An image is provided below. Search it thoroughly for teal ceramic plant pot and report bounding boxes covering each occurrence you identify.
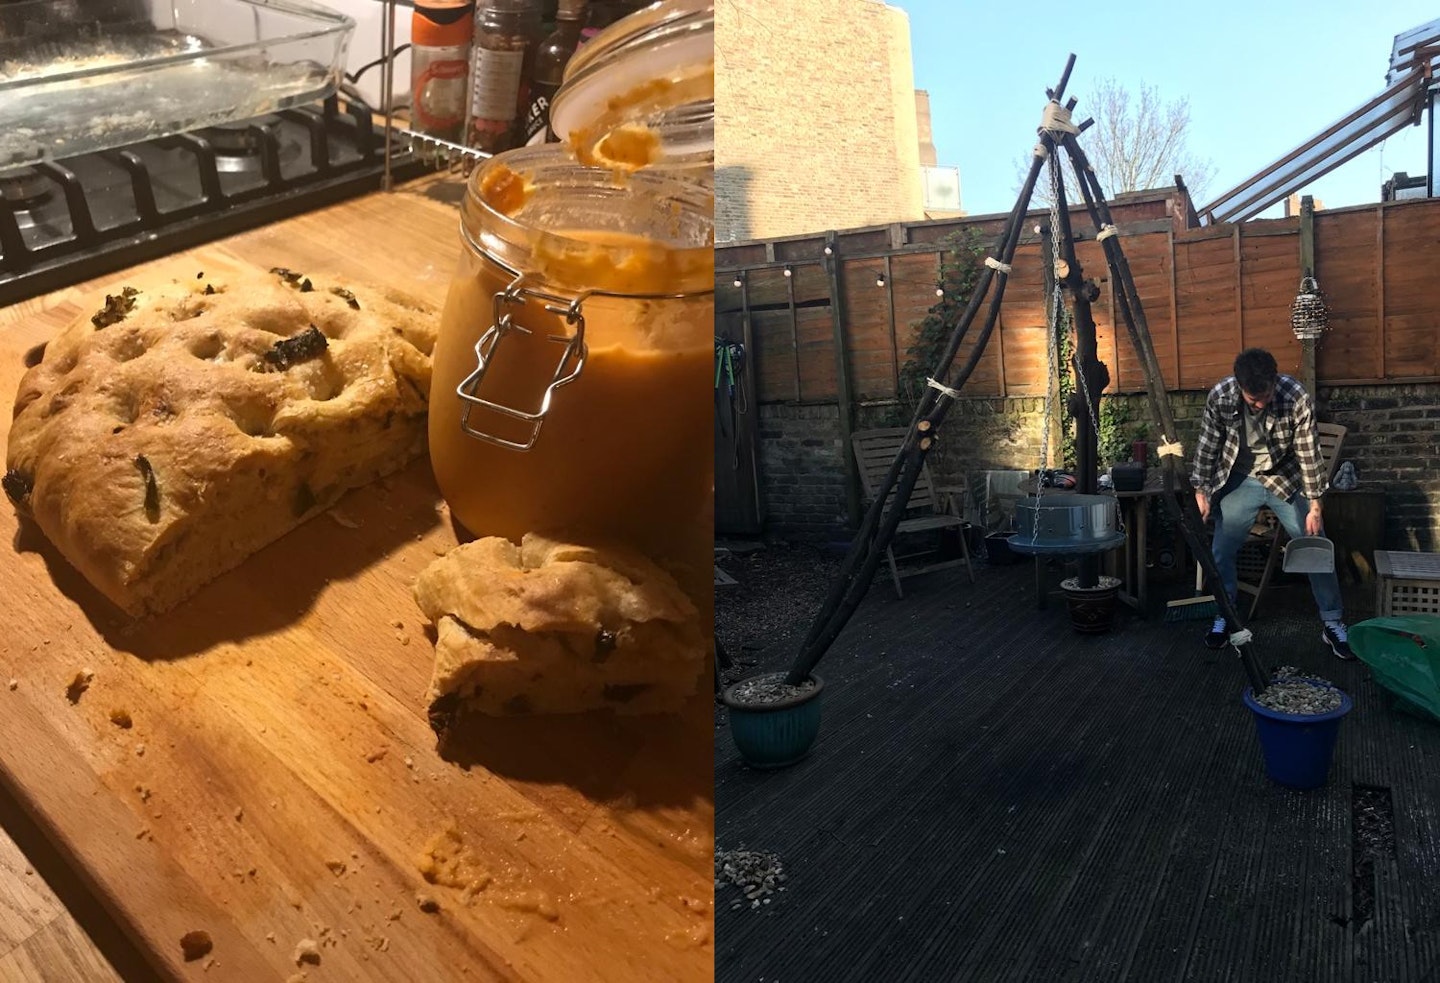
[722,673,824,769]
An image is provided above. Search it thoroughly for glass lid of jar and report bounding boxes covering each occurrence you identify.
[547,0,713,175]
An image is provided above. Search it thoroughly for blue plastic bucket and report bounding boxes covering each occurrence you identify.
[1242,685,1353,790]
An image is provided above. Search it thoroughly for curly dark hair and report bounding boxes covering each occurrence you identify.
[1233,348,1278,396]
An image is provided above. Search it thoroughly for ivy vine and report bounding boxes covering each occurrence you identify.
[895,228,988,419]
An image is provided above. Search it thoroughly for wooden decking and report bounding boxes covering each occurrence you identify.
[716,556,1440,982]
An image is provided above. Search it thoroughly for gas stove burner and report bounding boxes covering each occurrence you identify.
[194,116,302,174]
[0,167,53,211]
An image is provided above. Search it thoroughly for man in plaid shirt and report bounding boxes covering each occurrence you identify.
[1191,348,1353,659]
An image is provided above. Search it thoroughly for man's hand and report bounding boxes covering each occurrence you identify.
[1306,502,1324,537]
[1195,490,1210,522]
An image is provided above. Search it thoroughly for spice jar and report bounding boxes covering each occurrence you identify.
[465,0,544,153]
[431,0,714,568]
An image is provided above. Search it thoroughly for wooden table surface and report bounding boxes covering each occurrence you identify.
[0,175,714,982]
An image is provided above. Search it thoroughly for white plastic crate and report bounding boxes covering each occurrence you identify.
[1374,551,1440,616]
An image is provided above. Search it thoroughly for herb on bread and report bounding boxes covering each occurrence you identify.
[91,287,139,328]
[134,455,159,522]
[330,287,361,310]
[263,325,328,370]
[594,629,617,662]
[2,469,32,507]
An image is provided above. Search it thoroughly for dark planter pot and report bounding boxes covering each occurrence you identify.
[1243,685,1353,789]
[985,532,1023,566]
[722,674,825,769]
[1060,575,1120,634]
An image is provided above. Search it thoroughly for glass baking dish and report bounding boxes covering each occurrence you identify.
[0,0,354,169]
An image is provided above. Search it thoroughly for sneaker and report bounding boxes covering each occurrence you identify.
[1204,616,1230,650]
[1323,621,1356,661]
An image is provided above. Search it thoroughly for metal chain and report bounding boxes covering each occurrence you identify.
[1042,151,1065,477]
[1051,152,1100,446]
[1029,152,1066,549]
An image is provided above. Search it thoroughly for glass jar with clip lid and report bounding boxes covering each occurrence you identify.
[428,0,714,568]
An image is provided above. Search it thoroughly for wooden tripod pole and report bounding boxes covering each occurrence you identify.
[1058,132,1269,694]
[784,133,1056,686]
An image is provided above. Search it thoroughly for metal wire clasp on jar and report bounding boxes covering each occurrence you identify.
[454,237,701,451]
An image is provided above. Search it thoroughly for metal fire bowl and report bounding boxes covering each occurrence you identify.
[1008,493,1126,556]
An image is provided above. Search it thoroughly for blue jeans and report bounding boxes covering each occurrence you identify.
[1211,475,1343,622]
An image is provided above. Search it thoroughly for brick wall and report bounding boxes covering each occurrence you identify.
[756,404,849,541]
[716,0,925,242]
[759,388,1440,553]
[1321,384,1440,551]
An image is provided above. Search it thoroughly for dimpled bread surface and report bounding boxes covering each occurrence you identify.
[5,268,437,616]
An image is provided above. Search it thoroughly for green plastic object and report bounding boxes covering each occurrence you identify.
[1349,616,1440,724]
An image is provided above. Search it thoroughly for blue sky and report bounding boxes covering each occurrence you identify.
[898,1,1437,218]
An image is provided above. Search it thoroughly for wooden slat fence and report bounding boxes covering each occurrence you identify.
[716,195,1440,404]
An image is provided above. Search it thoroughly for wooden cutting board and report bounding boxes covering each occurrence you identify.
[0,175,714,982]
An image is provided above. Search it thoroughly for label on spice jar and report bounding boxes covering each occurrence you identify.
[468,47,526,124]
[414,57,470,133]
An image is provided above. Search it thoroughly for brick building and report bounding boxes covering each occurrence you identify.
[717,0,949,242]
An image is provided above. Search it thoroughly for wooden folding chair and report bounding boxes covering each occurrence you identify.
[1238,421,1347,615]
[851,428,975,598]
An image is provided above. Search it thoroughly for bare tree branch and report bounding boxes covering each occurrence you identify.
[1016,77,1216,208]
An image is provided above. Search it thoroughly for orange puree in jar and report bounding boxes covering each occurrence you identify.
[429,224,713,564]
[476,163,533,216]
[565,67,714,171]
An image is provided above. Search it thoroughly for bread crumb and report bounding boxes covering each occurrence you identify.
[134,784,151,802]
[391,619,404,630]
[265,932,276,943]
[365,746,388,763]
[325,860,347,876]
[397,633,410,646]
[135,827,150,840]
[403,756,414,769]
[65,669,94,703]
[286,975,307,983]
[203,957,216,971]
[233,807,244,822]
[293,938,321,965]
[135,743,146,757]
[109,708,133,728]
[6,678,16,690]
[416,892,440,913]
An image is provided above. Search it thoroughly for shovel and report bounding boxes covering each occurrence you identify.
[1283,536,1335,574]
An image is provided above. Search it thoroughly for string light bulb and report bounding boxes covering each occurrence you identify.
[935,286,944,297]
[783,266,793,278]
[732,274,743,289]
[875,272,886,288]
[823,245,833,256]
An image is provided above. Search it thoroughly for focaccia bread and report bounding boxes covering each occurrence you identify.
[4,267,437,616]
[414,534,705,727]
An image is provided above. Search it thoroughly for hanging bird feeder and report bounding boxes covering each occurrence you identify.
[1291,276,1329,340]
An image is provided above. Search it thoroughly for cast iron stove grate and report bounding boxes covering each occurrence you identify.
[0,96,427,307]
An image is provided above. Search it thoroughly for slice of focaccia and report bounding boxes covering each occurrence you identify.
[4,267,437,616]
[414,534,705,727]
